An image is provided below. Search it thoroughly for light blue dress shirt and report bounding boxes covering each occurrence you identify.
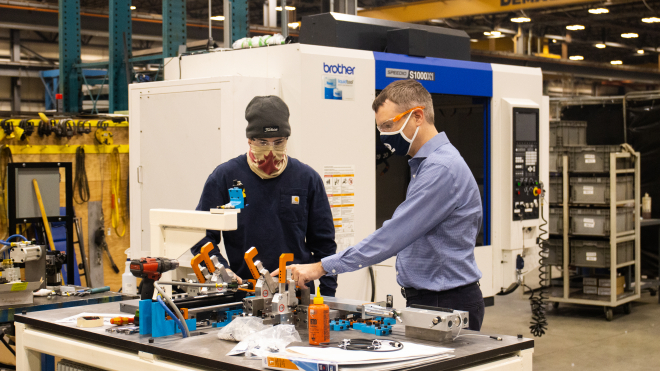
[321,132,483,291]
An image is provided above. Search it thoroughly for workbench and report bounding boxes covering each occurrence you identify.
[0,289,126,323]
[14,300,534,370]
[0,290,129,370]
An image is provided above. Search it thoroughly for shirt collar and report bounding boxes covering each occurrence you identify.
[412,132,449,160]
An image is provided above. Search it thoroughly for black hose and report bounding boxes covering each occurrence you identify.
[73,146,90,203]
[529,184,549,337]
[368,266,376,302]
[497,282,520,296]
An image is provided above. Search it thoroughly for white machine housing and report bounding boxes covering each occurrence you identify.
[129,43,548,309]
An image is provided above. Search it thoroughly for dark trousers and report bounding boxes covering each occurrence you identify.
[405,282,485,331]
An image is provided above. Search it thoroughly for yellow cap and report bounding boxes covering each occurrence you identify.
[313,286,324,305]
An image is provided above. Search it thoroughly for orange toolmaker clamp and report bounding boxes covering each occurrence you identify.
[279,253,294,284]
[244,247,260,280]
[191,242,216,284]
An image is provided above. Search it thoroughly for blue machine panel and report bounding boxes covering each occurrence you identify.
[374,52,492,97]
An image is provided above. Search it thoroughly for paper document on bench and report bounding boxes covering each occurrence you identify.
[286,341,453,365]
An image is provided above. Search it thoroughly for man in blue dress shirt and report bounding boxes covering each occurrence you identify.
[191,96,338,297]
[287,80,485,330]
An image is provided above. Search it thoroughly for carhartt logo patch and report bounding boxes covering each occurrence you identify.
[292,196,299,205]
[264,126,279,133]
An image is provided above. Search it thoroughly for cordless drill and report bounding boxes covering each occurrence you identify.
[130,257,179,300]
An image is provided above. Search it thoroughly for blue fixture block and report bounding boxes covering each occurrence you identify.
[138,299,152,335]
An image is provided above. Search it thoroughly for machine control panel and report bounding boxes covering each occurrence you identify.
[512,108,540,220]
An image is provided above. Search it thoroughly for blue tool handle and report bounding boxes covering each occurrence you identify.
[89,286,110,294]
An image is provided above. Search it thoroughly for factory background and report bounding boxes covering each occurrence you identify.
[0,1,659,370]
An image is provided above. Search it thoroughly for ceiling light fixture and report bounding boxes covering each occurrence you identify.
[595,43,606,49]
[470,39,478,42]
[552,39,557,43]
[276,6,296,11]
[637,49,645,54]
[621,33,638,38]
[642,17,660,23]
[288,22,300,29]
[483,31,501,37]
[511,17,531,23]
[611,60,623,65]
[566,25,585,31]
[210,15,225,21]
[569,55,584,61]
[130,5,136,10]
[588,8,609,14]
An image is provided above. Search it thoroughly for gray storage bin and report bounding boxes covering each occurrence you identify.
[569,207,635,236]
[550,121,587,146]
[543,239,564,265]
[569,145,632,173]
[549,177,563,204]
[550,208,563,235]
[549,147,569,173]
[570,239,635,268]
[569,176,634,205]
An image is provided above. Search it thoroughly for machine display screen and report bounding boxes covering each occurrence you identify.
[515,112,537,142]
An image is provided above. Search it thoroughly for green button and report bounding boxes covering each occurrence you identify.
[517,182,521,186]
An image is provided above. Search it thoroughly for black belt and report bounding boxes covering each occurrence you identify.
[401,281,479,299]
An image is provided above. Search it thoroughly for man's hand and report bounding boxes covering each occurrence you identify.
[226,269,243,285]
[290,262,326,288]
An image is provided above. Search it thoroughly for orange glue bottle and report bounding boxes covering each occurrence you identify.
[308,286,330,345]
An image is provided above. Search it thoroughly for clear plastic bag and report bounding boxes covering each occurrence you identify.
[217,316,271,342]
[227,325,302,358]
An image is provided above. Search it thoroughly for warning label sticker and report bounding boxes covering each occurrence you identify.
[324,165,355,252]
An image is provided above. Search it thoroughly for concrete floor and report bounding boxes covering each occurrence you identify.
[480,291,660,371]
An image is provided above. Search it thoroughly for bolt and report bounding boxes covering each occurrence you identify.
[149,338,154,343]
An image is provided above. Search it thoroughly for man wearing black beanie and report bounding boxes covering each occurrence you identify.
[190,96,338,296]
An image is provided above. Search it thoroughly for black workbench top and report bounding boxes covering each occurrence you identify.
[15,301,533,370]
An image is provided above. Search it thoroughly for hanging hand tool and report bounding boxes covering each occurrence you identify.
[110,147,126,237]
[74,216,91,287]
[32,179,56,252]
[94,217,119,274]
[130,257,179,300]
[94,121,113,145]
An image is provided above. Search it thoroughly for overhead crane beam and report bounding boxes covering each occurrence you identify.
[357,0,600,24]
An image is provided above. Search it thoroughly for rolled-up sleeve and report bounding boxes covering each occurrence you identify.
[321,162,457,275]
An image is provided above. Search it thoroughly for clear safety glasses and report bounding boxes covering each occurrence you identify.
[376,106,425,133]
[251,137,288,147]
